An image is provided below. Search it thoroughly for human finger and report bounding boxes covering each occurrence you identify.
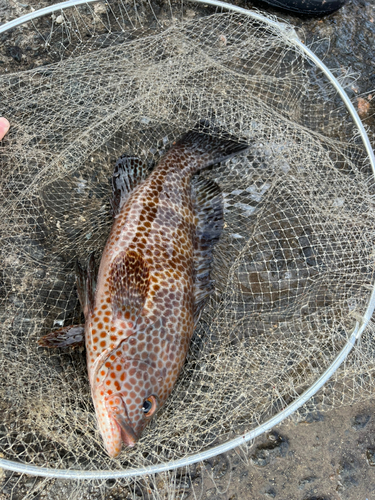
[0,117,10,140]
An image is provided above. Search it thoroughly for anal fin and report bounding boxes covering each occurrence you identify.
[111,156,149,217]
[39,254,97,349]
[38,324,85,348]
[109,250,149,325]
[191,175,224,325]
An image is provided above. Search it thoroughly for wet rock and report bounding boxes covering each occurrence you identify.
[304,497,330,500]
[24,241,45,261]
[35,267,46,279]
[204,454,229,479]
[337,458,359,490]
[250,432,289,467]
[205,488,219,499]
[352,414,371,430]
[265,487,277,498]
[302,246,317,266]
[298,476,317,489]
[298,235,311,248]
[366,449,375,466]
[301,411,325,424]
[12,313,37,337]
[171,477,191,491]
[6,45,22,63]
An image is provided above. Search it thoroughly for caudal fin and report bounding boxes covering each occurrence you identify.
[173,121,249,173]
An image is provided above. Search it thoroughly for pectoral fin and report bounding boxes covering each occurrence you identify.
[38,324,85,348]
[109,250,149,325]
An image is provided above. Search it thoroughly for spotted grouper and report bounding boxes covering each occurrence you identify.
[39,124,249,457]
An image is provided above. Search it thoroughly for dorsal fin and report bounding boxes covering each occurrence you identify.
[171,122,249,175]
[109,250,149,324]
[191,175,224,325]
[111,156,149,217]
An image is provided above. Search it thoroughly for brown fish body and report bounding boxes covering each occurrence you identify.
[87,151,199,456]
[39,126,249,457]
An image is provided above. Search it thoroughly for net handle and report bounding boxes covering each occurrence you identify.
[0,0,374,479]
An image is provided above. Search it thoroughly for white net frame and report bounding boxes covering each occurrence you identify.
[0,0,374,482]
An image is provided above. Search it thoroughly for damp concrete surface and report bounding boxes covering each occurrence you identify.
[0,0,375,498]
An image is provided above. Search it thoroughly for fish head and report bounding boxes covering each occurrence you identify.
[92,357,159,457]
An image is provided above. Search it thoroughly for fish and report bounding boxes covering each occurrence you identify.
[39,123,249,457]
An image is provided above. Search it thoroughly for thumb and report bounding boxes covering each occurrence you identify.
[0,117,10,140]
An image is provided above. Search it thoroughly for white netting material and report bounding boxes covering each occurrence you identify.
[0,0,375,495]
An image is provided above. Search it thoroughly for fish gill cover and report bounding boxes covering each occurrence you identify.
[0,0,375,498]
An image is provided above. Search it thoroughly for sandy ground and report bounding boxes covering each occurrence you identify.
[0,0,375,499]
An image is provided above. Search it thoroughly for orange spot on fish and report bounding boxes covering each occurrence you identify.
[100,331,106,338]
[105,362,111,368]
[100,340,106,347]
[116,364,122,371]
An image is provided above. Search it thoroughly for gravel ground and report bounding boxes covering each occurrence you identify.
[1,0,375,499]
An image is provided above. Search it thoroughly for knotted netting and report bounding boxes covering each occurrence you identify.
[0,0,375,498]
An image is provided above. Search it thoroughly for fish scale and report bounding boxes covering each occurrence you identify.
[39,125,249,457]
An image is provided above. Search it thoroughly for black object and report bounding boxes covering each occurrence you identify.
[7,46,23,63]
[256,0,347,15]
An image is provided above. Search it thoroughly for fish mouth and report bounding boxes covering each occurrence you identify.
[112,412,139,448]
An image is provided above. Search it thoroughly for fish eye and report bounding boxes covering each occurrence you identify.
[142,395,157,417]
[142,399,152,413]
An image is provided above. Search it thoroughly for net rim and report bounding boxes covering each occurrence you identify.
[0,0,374,479]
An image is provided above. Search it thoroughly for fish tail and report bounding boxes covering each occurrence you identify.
[173,121,249,173]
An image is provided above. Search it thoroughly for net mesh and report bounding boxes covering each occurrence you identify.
[1,0,375,497]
